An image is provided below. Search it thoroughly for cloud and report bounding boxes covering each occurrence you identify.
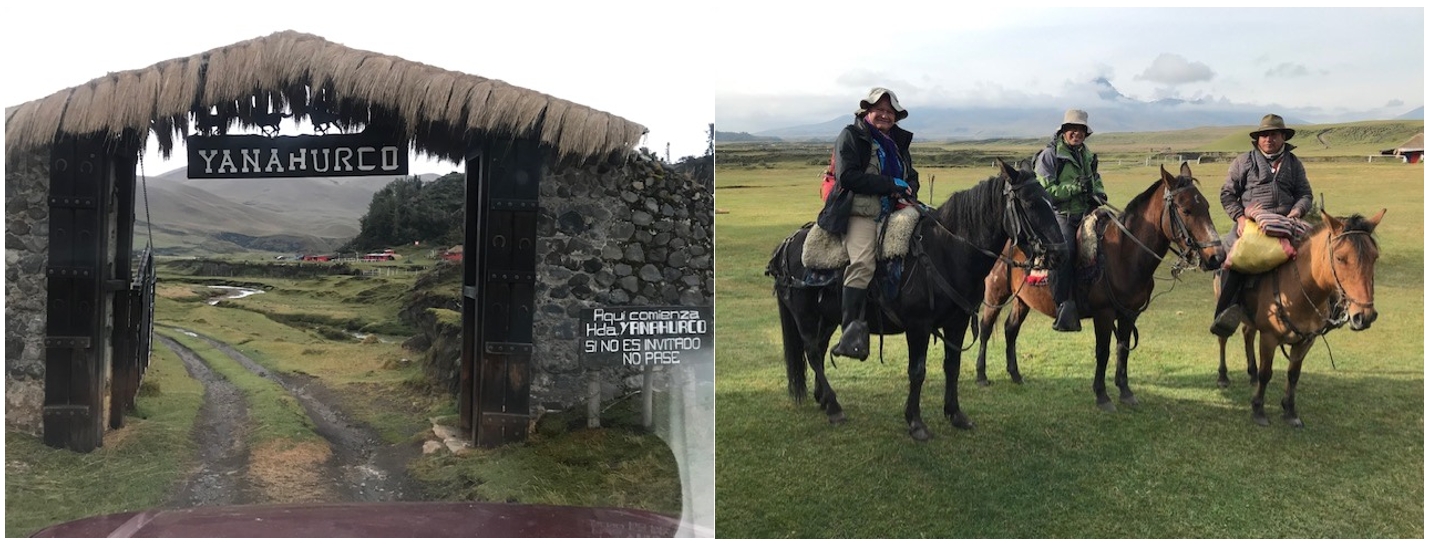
[1134,53,1215,85]
[1264,63,1310,78]
[1385,99,1404,108]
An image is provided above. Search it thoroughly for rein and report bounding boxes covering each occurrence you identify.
[1092,182,1219,318]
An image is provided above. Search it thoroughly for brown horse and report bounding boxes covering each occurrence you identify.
[975,163,1225,411]
[1216,209,1386,427]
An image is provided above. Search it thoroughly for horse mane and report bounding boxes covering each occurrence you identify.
[1303,213,1379,255]
[1117,173,1195,223]
[933,175,1004,239]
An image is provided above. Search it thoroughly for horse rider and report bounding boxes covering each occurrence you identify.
[817,87,919,360]
[1034,108,1106,333]
[1209,113,1315,337]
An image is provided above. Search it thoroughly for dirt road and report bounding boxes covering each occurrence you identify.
[160,329,424,506]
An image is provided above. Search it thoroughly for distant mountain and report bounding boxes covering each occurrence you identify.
[138,167,443,255]
[715,131,781,143]
[1397,106,1424,120]
[755,78,1384,141]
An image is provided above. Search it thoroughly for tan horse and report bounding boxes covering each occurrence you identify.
[976,163,1226,411]
[1216,209,1386,427]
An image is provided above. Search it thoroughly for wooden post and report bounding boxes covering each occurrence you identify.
[587,371,601,429]
[642,365,654,431]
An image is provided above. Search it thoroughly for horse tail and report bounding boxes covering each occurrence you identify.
[777,294,809,402]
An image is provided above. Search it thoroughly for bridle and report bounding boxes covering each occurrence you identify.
[1003,179,1066,270]
[1101,178,1220,274]
[1275,228,1378,343]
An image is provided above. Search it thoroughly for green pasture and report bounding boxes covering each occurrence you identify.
[5,341,203,537]
[713,155,1423,537]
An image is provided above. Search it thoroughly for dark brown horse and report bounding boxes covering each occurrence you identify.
[1216,209,1386,427]
[769,159,1066,441]
[975,163,1225,410]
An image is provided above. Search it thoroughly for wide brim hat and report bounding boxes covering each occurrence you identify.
[1249,113,1295,140]
[856,87,908,121]
[1059,108,1092,135]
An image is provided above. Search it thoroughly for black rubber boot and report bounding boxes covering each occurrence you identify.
[831,287,870,360]
[1052,300,1082,332]
[1051,263,1082,332]
[1209,270,1245,337]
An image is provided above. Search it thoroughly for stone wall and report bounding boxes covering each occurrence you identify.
[5,148,50,432]
[530,151,713,410]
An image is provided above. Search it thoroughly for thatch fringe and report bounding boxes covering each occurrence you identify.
[5,30,645,164]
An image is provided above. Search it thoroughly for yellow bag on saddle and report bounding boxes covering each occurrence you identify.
[1226,219,1294,274]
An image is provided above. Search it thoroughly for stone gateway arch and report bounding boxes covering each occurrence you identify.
[5,30,710,454]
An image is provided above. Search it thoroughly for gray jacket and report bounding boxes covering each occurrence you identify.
[1220,144,1313,221]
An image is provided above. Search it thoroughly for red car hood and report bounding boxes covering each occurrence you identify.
[30,501,682,538]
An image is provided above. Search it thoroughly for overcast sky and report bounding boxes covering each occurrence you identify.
[1,1,714,176]
[715,5,1424,133]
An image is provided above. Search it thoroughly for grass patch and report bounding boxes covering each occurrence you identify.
[714,155,1423,537]
[158,331,322,446]
[411,399,681,516]
[4,341,203,537]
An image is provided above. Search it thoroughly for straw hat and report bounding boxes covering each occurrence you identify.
[1060,109,1092,135]
[1249,113,1295,140]
[856,87,908,121]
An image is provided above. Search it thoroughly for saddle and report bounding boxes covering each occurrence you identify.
[1027,209,1111,286]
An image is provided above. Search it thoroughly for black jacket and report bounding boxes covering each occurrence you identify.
[815,117,919,234]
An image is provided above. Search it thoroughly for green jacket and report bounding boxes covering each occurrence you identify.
[1034,136,1104,215]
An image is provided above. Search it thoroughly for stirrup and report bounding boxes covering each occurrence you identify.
[1210,306,1244,337]
[831,320,870,360]
[1052,302,1081,332]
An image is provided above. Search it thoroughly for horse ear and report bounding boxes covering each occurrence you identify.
[1159,164,1174,184]
[1367,208,1387,229]
[1180,161,1193,180]
[1321,209,1342,231]
[996,158,1017,181]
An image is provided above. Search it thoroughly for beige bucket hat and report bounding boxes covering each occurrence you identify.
[857,87,908,121]
[1060,109,1092,135]
[1249,113,1295,140]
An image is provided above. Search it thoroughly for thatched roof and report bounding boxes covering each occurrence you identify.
[4,30,647,163]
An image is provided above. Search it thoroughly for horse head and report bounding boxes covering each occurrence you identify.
[996,158,1067,268]
[1320,208,1385,330]
[1159,162,1225,270]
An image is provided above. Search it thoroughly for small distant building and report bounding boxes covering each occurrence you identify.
[1380,133,1424,163]
[442,245,463,262]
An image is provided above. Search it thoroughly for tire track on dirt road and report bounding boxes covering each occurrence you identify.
[182,330,425,503]
[157,334,256,508]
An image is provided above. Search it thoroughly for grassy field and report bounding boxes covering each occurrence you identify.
[7,265,683,535]
[4,341,203,537]
[713,146,1424,537]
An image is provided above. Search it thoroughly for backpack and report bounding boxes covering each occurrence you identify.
[819,150,837,201]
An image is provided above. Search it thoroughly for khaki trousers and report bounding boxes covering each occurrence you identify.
[842,215,878,289]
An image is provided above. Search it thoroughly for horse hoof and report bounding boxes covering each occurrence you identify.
[1097,401,1117,413]
[1010,376,1024,385]
[1216,378,1229,389]
[828,412,847,425]
[948,413,976,430]
[909,426,932,442]
[1253,414,1270,427]
[976,379,991,387]
[1120,394,1139,407]
[1283,415,1303,428]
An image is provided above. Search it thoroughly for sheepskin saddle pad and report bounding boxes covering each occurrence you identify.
[1077,209,1114,269]
[801,207,921,270]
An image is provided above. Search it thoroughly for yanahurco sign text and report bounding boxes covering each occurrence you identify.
[186,134,408,179]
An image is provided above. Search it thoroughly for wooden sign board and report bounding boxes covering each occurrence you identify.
[186,134,408,179]
[579,306,713,369]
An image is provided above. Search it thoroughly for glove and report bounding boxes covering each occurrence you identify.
[893,177,914,198]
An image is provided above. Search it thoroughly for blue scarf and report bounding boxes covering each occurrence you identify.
[868,126,904,180]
